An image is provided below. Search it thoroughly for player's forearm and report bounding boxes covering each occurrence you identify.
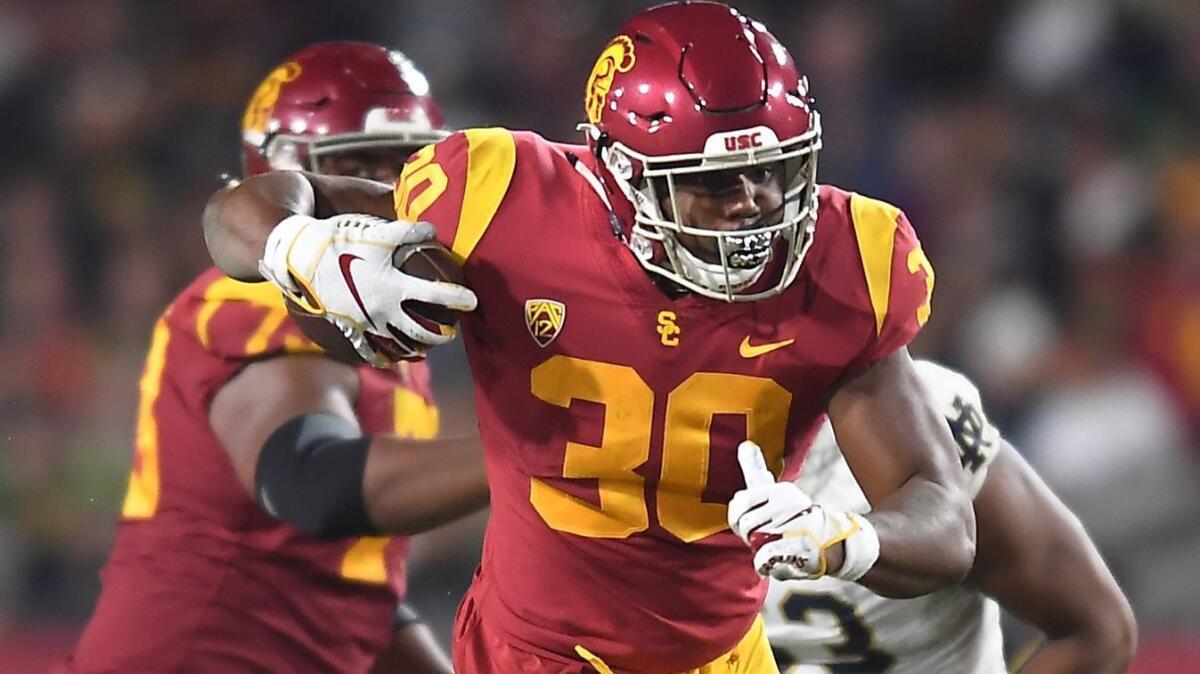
[971,445,1136,673]
[251,413,486,539]
[996,550,1137,674]
[1014,629,1136,674]
[855,476,976,597]
[202,171,317,280]
[201,171,396,281]
[363,435,489,535]
[826,349,976,595]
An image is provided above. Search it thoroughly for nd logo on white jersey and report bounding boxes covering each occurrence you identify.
[525,299,566,347]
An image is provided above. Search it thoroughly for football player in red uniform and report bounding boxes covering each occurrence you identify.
[59,43,488,674]
[201,5,979,673]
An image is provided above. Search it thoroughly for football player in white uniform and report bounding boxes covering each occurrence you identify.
[760,361,1136,673]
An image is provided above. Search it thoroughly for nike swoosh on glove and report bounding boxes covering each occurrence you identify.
[260,213,477,367]
[727,441,880,582]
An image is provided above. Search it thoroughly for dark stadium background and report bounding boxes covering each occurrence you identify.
[1,0,1198,670]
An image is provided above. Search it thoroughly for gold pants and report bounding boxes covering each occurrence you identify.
[575,615,780,674]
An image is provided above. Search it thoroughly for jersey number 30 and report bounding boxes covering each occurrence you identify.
[530,355,792,543]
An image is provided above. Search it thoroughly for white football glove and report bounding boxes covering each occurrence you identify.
[727,441,880,582]
[259,213,478,367]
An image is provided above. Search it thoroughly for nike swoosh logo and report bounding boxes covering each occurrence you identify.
[739,336,794,358]
[338,253,377,329]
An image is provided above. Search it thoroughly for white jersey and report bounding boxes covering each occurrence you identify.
[763,361,1006,674]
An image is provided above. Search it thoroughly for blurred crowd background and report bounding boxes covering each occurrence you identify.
[1,0,1199,671]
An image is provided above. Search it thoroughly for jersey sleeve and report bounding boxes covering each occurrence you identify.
[355,361,441,441]
[392,128,518,268]
[173,275,323,361]
[848,193,936,368]
[912,360,1001,498]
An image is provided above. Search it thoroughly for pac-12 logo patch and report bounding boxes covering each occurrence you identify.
[525,299,566,348]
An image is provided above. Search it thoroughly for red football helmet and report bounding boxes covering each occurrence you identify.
[241,41,449,178]
[581,1,821,301]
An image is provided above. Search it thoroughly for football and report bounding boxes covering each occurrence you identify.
[284,241,467,364]
[392,241,468,330]
[285,296,364,364]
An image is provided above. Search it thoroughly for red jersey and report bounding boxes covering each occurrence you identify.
[393,130,933,672]
[62,269,439,674]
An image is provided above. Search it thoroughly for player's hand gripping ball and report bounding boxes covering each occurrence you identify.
[262,213,476,367]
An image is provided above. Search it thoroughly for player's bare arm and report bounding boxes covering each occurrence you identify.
[970,442,1136,674]
[202,171,394,281]
[210,354,488,537]
[826,348,977,597]
[729,349,977,599]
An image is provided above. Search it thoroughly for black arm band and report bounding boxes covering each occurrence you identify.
[254,413,377,538]
[393,602,422,630]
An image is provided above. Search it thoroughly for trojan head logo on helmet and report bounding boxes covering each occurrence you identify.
[584,35,637,125]
[241,41,450,180]
[580,1,822,302]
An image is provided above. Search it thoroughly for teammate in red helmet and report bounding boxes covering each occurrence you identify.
[58,42,485,674]
[240,41,448,182]
[203,5,979,672]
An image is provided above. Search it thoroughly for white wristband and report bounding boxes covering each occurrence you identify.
[832,513,881,582]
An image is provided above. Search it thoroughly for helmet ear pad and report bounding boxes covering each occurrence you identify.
[263,135,306,171]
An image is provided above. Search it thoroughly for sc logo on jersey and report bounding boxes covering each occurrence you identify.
[656,311,680,347]
[525,299,566,348]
